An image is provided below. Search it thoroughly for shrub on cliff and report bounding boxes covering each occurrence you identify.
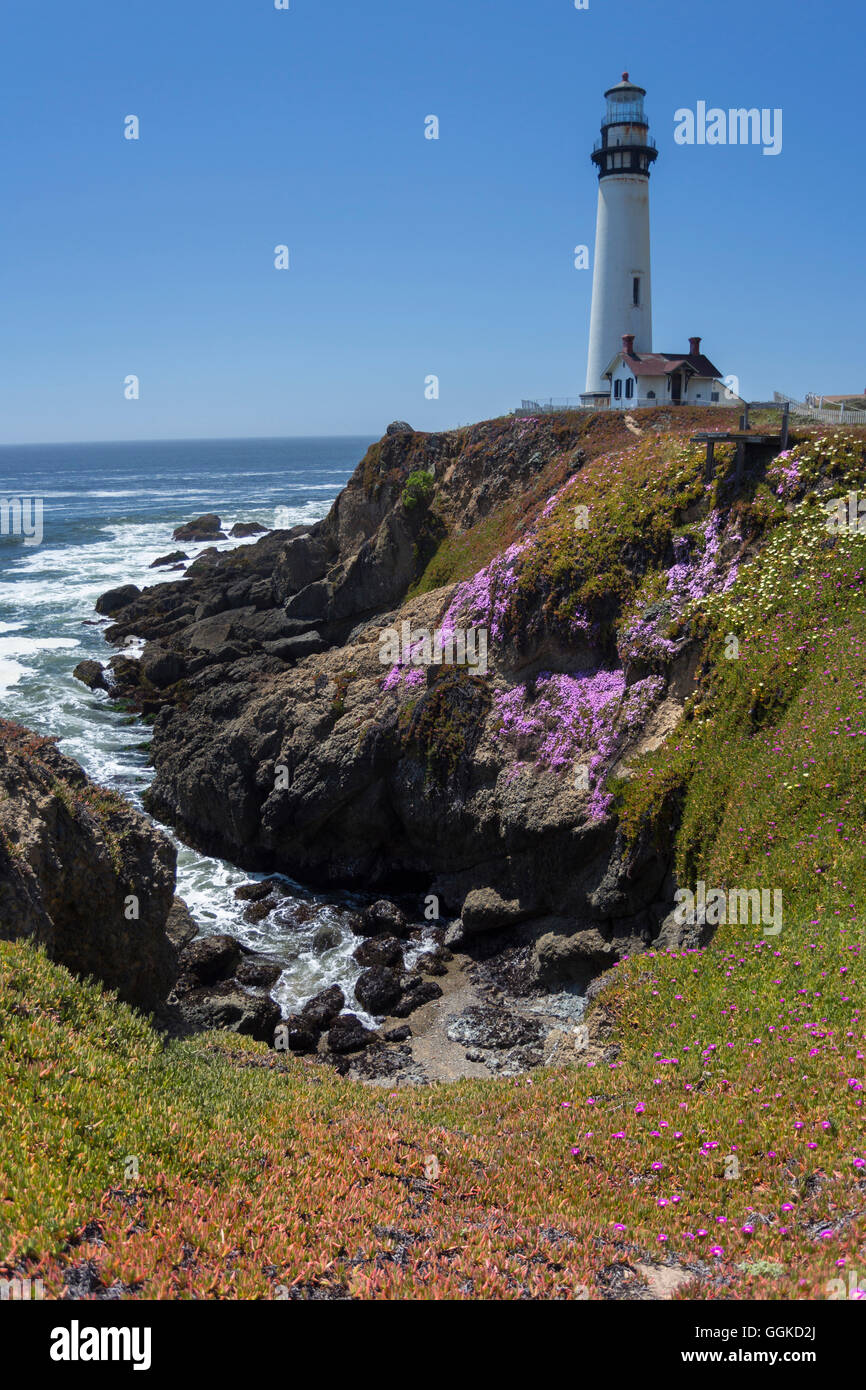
[401,468,435,512]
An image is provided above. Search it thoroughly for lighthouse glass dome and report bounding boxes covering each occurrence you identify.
[604,91,647,127]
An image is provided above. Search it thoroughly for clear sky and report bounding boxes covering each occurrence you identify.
[1,0,862,443]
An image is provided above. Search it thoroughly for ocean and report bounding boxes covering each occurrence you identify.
[0,435,378,1016]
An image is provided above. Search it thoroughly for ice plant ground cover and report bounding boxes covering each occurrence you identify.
[492,670,664,817]
[0,918,861,1299]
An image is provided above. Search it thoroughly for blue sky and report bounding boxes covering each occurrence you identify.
[0,0,862,443]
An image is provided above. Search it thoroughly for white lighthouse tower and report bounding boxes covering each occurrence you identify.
[581,73,658,406]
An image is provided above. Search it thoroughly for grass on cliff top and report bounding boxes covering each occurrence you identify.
[408,408,742,601]
[1,924,862,1300]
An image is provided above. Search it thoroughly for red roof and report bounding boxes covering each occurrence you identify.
[609,350,723,379]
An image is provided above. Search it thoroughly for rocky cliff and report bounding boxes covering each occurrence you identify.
[0,721,177,1013]
[0,720,281,1039]
[89,406,771,991]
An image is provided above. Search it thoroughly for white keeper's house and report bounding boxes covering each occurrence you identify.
[604,333,725,410]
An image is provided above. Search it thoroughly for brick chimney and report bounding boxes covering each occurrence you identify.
[689,336,702,356]
[622,334,635,356]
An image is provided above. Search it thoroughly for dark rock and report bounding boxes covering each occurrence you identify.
[172,514,226,542]
[178,934,242,986]
[443,920,466,950]
[235,956,282,989]
[242,900,274,925]
[262,633,326,662]
[165,897,198,951]
[182,612,245,653]
[95,584,141,616]
[140,644,186,689]
[386,421,415,436]
[234,609,296,643]
[229,522,269,538]
[462,887,531,934]
[150,550,188,568]
[333,1043,420,1082]
[354,965,401,1014]
[275,535,331,595]
[418,953,448,976]
[279,1013,320,1053]
[327,1013,378,1053]
[301,984,345,1032]
[391,976,443,1017]
[383,1024,412,1043]
[353,900,410,939]
[445,1005,543,1050]
[184,546,223,575]
[0,722,177,1016]
[194,594,227,622]
[73,659,109,692]
[176,981,280,1042]
[284,581,333,622]
[352,935,404,969]
[234,880,277,903]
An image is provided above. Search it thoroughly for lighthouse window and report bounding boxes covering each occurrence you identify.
[632,277,641,306]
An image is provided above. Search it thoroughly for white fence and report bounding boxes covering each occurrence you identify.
[775,391,866,426]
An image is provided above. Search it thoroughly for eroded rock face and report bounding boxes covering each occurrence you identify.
[87,415,701,1002]
[0,721,177,1014]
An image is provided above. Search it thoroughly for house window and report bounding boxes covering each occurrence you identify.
[613,379,622,399]
[625,378,634,399]
[711,391,720,402]
[647,390,656,399]
[632,277,641,306]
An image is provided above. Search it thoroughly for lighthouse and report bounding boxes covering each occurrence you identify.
[581,74,658,406]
